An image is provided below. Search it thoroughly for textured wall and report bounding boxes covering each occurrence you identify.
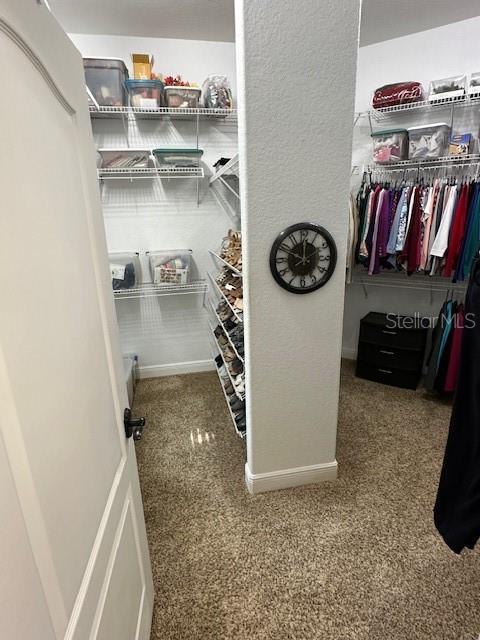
[236,0,361,476]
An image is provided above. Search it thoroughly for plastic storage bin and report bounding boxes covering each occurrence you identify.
[98,149,153,171]
[164,86,201,108]
[152,148,203,167]
[126,79,164,108]
[148,250,192,285]
[408,123,451,160]
[109,253,140,290]
[428,75,466,102]
[83,58,128,107]
[468,72,480,96]
[371,129,408,163]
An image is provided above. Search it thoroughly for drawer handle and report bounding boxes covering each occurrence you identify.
[379,350,394,356]
[378,368,393,374]
[382,330,397,335]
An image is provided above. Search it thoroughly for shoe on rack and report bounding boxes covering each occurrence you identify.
[230,358,243,376]
[214,355,223,368]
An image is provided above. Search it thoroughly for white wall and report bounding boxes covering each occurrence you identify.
[69,33,237,101]
[236,0,360,491]
[344,15,480,358]
[69,33,238,375]
[355,15,480,113]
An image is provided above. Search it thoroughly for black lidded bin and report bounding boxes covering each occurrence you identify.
[83,57,128,107]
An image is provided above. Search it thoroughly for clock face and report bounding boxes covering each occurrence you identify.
[269,223,337,294]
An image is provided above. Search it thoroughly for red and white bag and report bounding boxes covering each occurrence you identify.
[372,82,424,109]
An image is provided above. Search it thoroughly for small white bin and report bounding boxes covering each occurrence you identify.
[148,250,192,285]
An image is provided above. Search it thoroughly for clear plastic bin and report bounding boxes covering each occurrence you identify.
[468,72,480,96]
[147,250,192,285]
[164,86,201,108]
[202,75,233,109]
[152,148,203,167]
[83,58,128,107]
[126,79,164,108]
[408,123,451,159]
[428,75,466,102]
[371,129,408,163]
[109,252,140,290]
[98,149,153,170]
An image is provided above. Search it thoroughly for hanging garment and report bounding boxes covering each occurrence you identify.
[443,183,471,278]
[355,183,370,263]
[434,301,457,394]
[359,186,379,262]
[434,258,480,553]
[400,186,423,275]
[420,183,437,270]
[346,193,359,284]
[457,183,480,282]
[424,299,449,392]
[396,186,416,252]
[430,184,458,260]
[444,305,465,393]
[386,187,408,255]
[369,188,391,275]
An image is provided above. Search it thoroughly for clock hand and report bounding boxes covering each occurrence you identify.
[280,247,303,260]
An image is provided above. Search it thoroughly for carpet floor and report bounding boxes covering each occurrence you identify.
[134,361,480,640]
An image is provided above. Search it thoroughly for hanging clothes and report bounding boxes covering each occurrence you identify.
[434,258,480,553]
[352,178,480,282]
[444,304,465,393]
[443,183,471,278]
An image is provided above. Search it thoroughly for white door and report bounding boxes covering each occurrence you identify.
[0,2,154,639]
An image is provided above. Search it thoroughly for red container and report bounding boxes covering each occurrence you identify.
[372,82,424,109]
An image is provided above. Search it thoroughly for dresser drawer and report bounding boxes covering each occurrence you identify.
[357,341,424,371]
[355,360,421,390]
[359,313,427,351]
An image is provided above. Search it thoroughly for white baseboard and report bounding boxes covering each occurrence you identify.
[245,460,338,494]
[137,359,215,379]
[341,347,357,360]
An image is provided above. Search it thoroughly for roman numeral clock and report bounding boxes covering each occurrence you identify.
[269,223,337,293]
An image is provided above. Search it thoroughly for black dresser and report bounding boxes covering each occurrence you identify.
[356,312,427,390]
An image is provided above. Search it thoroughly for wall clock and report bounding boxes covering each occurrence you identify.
[269,222,337,294]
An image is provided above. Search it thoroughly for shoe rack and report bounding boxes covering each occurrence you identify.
[207,229,245,438]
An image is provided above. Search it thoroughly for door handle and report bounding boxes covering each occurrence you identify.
[124,408,145,441]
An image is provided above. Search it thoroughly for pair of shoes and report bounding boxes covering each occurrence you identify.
[220,229,242,270]
[229,358,243,376]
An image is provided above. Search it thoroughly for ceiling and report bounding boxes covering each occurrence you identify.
[360,0,480,46]
[48,0,235,42]
[48,0,480,45]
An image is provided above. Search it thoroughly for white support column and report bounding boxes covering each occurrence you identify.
[235,0,361,493]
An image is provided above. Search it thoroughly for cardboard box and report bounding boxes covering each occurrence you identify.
[449,133,472,156]
[131,54,154,80]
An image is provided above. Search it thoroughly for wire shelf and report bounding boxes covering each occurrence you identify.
[207,271,243,322]
[208,297,244,363]
[370,94,480,120]
[211,358,246,439]
[351,269,468,297]
[113,280,207,300]
[208,250,242,276]
[210,180,240,220]
[90,105,237,120]
[98,166,204,180]
[368,153,480,173]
